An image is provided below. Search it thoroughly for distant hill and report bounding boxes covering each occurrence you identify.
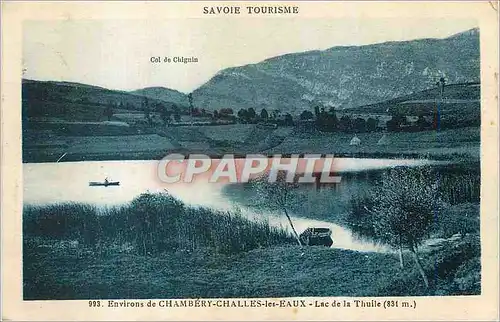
[348,82,481,128]
[350,82,480,114]
[191,28,480,115]
[130,87,188,107]
[22,79,188,121]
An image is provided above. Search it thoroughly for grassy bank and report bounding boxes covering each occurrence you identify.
[24,235,480,300]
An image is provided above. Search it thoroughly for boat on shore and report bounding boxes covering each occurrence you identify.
[299,227,334,247]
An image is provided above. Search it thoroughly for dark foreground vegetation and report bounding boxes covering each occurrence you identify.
[24,236,479,300]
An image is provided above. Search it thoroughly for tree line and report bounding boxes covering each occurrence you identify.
[103,96,464,133]
[302,105,441,133]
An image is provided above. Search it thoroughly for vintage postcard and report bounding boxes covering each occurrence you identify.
[1,1,499,321]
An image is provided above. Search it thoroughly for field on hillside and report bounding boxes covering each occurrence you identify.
[266,126,480,160]
[23,123,480,162]
[200,124,256,143]
[349,83,480,114]
[23,133,178,162]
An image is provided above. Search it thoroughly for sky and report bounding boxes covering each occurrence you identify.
[22,18,478,93]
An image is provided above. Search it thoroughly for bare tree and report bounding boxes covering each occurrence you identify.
[103,104,114,121]
[252,171,303,246]
[142,97,152,126]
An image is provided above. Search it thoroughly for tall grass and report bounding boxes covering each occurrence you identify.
[23,192,295,255]
[23,203,101,244]
[439,171,480,204]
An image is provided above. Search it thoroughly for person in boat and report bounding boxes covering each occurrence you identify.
[104,177,109,185]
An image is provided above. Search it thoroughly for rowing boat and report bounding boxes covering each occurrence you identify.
[89,181,120,187]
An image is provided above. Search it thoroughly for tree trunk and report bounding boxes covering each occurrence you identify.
[410,245,429,288]
[398,239,404,269]
[283,208,302,246]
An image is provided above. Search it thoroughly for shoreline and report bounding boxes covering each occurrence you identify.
[22,149,480,163]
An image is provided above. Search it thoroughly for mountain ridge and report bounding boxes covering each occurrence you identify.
[190,28,479,114]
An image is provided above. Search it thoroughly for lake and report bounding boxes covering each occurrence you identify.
[23,158,446,253]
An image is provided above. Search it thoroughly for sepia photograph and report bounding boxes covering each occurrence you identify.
[2,1,499,321]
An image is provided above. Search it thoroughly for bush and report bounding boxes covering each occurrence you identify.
[452,257,481,295]
[432,234,480,280]
[431,203,480,237]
